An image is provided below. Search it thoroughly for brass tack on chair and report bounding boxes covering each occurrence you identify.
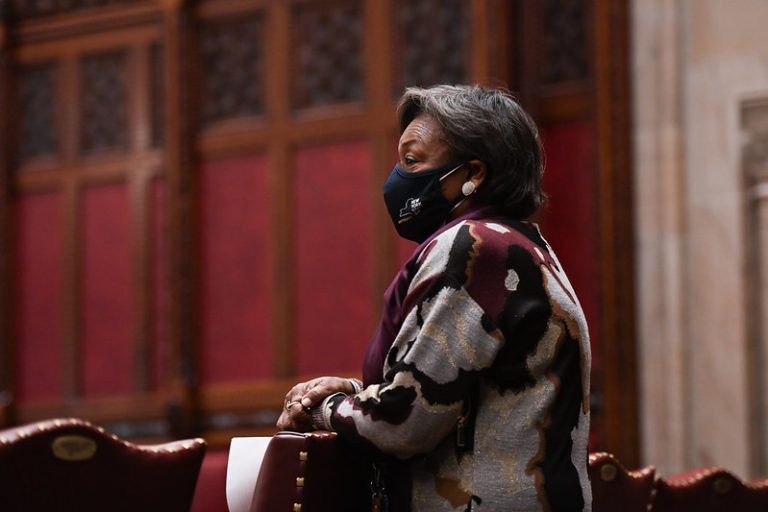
[600,463,618,482]
[293,503,302,512]
[296,477,304,487]
[299,451,308,461]
[712,476,733,495]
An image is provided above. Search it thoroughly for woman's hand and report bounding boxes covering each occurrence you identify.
[275,376,356,431]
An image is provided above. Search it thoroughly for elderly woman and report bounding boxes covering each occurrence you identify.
[278,85,591,512]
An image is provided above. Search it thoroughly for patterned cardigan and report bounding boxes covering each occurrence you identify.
[315,217,592,512]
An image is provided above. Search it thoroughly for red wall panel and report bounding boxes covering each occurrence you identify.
[151,179,168,390]
[199,155,272,384]
[295,142,374,375]
[539,121,601,362]
[82,183,134,397]
[15,193,63,402]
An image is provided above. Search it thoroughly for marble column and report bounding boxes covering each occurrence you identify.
[633,0,768,478]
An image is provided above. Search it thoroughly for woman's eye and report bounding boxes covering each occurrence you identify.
[404,156,416,165]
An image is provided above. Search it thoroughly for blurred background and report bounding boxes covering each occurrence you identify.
[0,0,766,482]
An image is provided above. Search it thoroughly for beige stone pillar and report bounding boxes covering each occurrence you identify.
[632,0,691,477]
[633,0,768,478]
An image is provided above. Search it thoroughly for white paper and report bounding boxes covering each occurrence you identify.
[226,437,272,512]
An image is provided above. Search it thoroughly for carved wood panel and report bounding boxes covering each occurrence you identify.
[292,0,364,109]
[540,0,590,86]
[10,0,144,20]
[79,49,129,155]
[149,42,164,147]
[198,12,265,125]
[17,61,58,163]
[394,0,469,92]
[5,15,165,433]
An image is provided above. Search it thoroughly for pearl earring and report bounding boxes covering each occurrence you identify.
[461,181,476,196]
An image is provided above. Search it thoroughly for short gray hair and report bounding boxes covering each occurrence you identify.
[397,84,545,219]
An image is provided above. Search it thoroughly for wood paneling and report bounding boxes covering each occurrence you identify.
[593,0,638,467]
[512,0,638,464]
[291,0,364,110]
[4,1,173,436]
[0,0,637,455]
[161,0,199,438]
[149,177,169,391]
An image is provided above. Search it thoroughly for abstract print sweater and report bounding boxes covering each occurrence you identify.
[317,216,592,512]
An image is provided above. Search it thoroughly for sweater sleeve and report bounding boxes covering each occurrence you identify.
[318,222,509,460]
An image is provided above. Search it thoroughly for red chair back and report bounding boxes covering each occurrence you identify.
[0,418,206,512]
[589,452,768,512]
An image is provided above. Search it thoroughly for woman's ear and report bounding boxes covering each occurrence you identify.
[467,159,487,189]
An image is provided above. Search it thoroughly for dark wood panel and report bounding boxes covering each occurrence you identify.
[364,0,398,298]
[536,88,591,123]
[195,113,381,159]
[10,0,147,21]
[15,393,166,425]
[265,1,295,380]
[593,0,638,467]
[162,1,200,438]
[80,49,131,155]
[7,0,184,431]
[130,44,154,393]
[16,61,58,163]
[131,167,153,392]
[291,0,365,110]
[394,0,470,92]
[195,0,269,19]
[15,24,161,60]
[13,2,160,45]
[513,0,592,123]
[61,177,82,398]
[196,10,265,126]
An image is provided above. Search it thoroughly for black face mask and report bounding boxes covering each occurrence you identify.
[382,161,466,243]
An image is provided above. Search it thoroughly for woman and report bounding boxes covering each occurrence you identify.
[277,85,591,512]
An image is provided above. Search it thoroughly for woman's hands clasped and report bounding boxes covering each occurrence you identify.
[276,376,356,431]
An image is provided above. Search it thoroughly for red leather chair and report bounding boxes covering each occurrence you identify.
[651,467,768,511]
[589,452,768,512]
[589,452,656,512]
[0,417,206,512]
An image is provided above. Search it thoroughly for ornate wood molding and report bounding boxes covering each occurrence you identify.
[12,2,160,44]
[162,0,200,438]
[10,0,147,21]
[594,0,639,468]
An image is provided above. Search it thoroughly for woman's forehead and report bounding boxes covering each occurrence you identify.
[399,115,442,150]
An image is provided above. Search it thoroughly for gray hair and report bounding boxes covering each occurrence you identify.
[397,84,545,219]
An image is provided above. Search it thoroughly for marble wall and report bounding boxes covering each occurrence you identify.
[633,0,768,478]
